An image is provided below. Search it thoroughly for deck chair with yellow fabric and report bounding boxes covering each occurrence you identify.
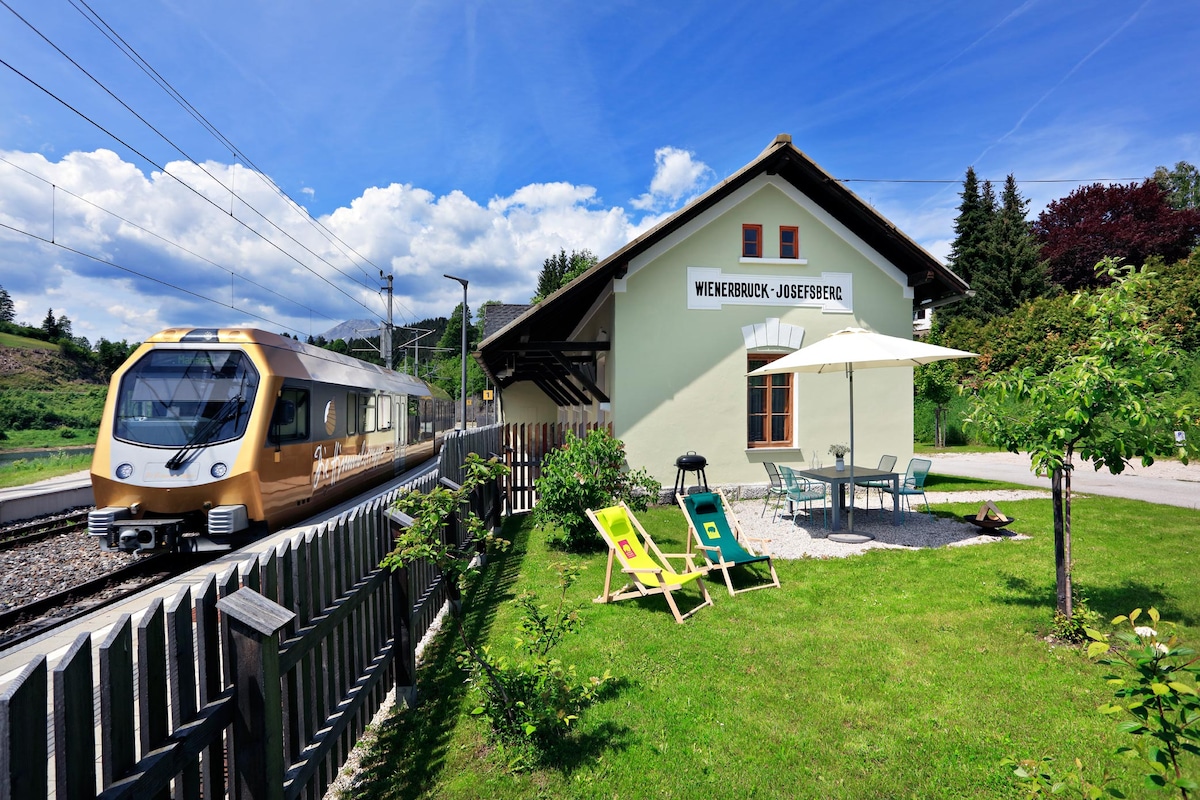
[677,489,780,596]
[586,502,714,624]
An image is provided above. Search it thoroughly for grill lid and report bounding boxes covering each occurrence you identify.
[675,452,707,469]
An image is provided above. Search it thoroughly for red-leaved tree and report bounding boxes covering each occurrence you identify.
[1033,180,1200,291]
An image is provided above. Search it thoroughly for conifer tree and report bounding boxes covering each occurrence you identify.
[530,249,597,303]
[970,175,1047,320]
[939,168,997,323]
[438,302,475,351]
[0,286,13,323]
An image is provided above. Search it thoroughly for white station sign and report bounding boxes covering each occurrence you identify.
[686,267,852,313]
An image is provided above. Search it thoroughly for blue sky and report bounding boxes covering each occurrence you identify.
[1,0,1196,345]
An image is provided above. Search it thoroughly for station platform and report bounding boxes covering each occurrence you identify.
[0,470,93,524]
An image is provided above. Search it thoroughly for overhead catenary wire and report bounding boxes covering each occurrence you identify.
[0,220,317,339]
[0,154,335,326]
[67,0,398,299]
[0,0,397,324]
[837,177,1143,185]
[0,51,382,325]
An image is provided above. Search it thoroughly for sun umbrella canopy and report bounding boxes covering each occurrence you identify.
[747,327,977,376]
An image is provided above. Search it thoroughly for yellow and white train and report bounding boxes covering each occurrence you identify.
[89,327,453,553]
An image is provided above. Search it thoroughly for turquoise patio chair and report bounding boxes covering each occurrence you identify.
[882,457,933,523]
[778,465,827,528]
[854,454,897,513]
[761,462,789,518]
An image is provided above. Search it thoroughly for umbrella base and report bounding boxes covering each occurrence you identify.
[828,532,874,544]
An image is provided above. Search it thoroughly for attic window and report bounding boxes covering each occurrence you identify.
[742,224,762,258]
[780,226,799,259]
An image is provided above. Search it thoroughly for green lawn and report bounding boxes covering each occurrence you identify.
[0,451,92,488]
[340,488,1200,799]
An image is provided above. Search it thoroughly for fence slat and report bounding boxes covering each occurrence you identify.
[167,587,201,800]
[136,597,169,800]
[1,655,48,799]
[100,614,136,789]
[53,633,95,800]
[193,573,225,800]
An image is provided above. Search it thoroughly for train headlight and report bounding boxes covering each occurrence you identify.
[115,463,134,480]
[210,462,229,479]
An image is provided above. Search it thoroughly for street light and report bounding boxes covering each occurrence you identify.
[444,273,468,429]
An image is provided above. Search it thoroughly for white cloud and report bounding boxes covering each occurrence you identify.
[631,147,714,211]
[0,148,668,341]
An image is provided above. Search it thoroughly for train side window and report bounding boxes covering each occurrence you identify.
[361,393,377,433]
[378,393,392,431]
[270,388,310,443]
[346,392,357,435]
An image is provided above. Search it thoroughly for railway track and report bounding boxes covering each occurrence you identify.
[0,553,213,650]
[0,505,206,651]
[0,508,90,550]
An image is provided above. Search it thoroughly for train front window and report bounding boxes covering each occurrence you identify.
[114,350,260,447]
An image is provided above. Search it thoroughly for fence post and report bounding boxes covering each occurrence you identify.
[385,509,419,708]
[217,587,296,800]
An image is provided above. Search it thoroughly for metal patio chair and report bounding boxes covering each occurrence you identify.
[882,457,933,523]
[761,462,789,518]
[854,454,897,513]
[778,465,827,529]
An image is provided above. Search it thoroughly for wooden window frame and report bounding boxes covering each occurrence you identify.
[742,224,763,258]
[747,353,793,448]
[779,226,799,259]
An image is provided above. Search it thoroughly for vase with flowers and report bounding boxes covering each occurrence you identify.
[828,443,850,472]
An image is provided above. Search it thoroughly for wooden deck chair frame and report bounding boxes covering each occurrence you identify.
[677,488,781,596]
[586,502,714,624]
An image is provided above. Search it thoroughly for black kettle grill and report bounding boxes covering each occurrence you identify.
[673,452,708,497]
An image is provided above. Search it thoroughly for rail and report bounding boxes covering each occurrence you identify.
[0,424,502,800]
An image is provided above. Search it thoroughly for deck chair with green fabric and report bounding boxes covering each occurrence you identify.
[586,502,714,624]
[677,489,781,596]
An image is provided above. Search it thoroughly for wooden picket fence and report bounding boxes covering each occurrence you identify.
[0,424,501,800]
[501,422,612,513]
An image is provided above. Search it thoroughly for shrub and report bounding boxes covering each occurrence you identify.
[381,459,610,772]
[530,429,661,551]
[460,563,611,769]
[1005,606,1200,798]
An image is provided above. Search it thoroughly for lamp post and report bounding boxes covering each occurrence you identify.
[444,273,469,429]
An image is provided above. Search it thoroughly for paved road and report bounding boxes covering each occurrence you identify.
[928,452,1200,510]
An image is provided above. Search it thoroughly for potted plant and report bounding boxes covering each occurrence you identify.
[828,443,850,471]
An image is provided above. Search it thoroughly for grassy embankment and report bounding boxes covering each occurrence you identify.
[0,333,103,485]
[336,483,1198,800]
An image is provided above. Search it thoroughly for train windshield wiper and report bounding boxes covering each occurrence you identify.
[165,394,244,470]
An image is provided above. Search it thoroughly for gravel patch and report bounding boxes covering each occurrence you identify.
[730,489,1042,559]
[0,526,140,614]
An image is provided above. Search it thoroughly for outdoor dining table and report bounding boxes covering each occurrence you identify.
[791,465,901,532]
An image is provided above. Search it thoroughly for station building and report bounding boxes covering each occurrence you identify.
[475,135,969,487]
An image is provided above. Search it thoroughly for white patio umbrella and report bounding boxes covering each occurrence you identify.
[748,327,977,534]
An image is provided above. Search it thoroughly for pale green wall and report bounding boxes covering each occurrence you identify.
[612,178,916,486]
[499,381,560,424]
[497,299,615,425]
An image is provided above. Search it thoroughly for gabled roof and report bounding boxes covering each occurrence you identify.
[480,303,534,339]
[476,134,970,400]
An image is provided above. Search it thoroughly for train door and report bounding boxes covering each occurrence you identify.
[259,380,314,519]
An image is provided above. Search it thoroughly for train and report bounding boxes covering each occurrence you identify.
[89,327,454,553]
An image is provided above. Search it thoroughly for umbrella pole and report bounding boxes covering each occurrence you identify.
[845,363,873,540]
[848,363,855,532]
